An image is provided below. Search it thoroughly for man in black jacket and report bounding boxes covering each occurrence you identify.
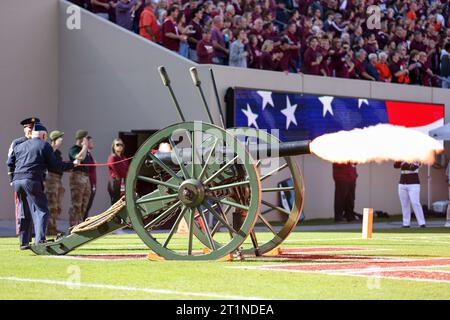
[6,123,78,249]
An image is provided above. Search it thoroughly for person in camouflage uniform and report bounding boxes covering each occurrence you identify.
[44,131,68,235]
[68,130,91,227]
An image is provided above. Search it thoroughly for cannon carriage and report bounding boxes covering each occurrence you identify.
[30,67,311,261]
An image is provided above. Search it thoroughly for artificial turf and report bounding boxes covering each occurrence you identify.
[0,228,449,300]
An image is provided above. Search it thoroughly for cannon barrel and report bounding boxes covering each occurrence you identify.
[153,140,311,165]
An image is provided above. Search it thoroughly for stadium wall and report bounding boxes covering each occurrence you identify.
[1,0,450,222]
[0,0,59,220]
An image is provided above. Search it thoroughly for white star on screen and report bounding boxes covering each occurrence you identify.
[319,96,334,117]
[257,90,274,110]
[358,99,369,109]
[242,104,259,129]
[281,96,298,129]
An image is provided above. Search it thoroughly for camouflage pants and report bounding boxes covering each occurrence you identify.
[44,172,65,234]
[68,171,91,227]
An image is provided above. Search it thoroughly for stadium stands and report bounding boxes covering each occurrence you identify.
[70,0,450,88]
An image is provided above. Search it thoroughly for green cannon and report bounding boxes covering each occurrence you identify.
[30,67,311,261]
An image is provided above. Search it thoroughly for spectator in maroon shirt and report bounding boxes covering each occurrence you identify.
[197,28,215,64]
[91,0,111,19]
[248,34,262,69]
[187,6,203,62]
[353,49,375,80]
[330,37,348,77]
[248,18,265,48]
[211,16,229,65]
[273,36,296,73]
[107,138,129,205]
[261,40,279,71]
[318,35,331,76]
[285,22,301,72]
[162,5,187,52]
[389,50,410,84]
[363,33,379,54]
[303,36,322,75]
[391,26,406,46]
[418,51,434,86]
[410,31,427,52]
[261,22,280,45]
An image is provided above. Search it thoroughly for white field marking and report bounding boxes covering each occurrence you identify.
[0,276,266,300]
[284,236,450,245]
[41,255,148,262]
[278,248,391,254]
[342,267,450,275]
[283,237,362,243]
[228,262,450,284]
[228,258,409,271]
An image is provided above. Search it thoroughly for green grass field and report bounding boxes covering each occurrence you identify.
[1,227,450,300]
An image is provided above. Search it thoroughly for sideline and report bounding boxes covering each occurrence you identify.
[0,276,265,300]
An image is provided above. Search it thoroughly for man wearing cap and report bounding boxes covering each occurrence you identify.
[68,130,91,227]
[6,123,77,249]
[45,131,70,235]
[6,117,40,238]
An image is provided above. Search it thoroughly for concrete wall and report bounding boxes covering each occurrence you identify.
[0,0,59,220]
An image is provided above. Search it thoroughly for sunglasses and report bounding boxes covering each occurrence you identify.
[115,143,124,147]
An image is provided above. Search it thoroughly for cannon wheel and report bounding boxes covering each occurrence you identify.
[226,128,305,256]
[125,122,261,260]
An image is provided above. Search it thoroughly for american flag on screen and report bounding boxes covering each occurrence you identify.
[233,89,445,142]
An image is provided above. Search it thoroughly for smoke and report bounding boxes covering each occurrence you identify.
[309,124,443,164]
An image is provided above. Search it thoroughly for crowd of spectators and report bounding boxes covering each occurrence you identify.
[71,0,450,88]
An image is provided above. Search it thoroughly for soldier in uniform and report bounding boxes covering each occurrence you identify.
[6,123,77,249]
[7,117,40,239]
[44,130,70,235]
[68,130,91,227]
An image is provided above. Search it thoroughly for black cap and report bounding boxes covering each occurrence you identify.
[20,117,40,126]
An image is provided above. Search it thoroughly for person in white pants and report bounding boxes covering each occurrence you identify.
[445,161,450,227]
[394,161,426,228]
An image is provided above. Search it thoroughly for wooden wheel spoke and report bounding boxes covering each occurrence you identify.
[258,214,278,236]
[163,206,188,248]
[168,138,190,179]
[261,200,291,216]
[210,196,249,211]
[144,201,181,229]
[137,175,179,191]
[198,138,219,180]
[260,163,288,181]
[204,155,239,184]
[148,152,182,182]
[262,186,295,193]
[187,208,195,255]
[210,204,232,237]
[208,180,249,192]
[197,207,216,250]
[203,201,239,236]
[136,193,178,205]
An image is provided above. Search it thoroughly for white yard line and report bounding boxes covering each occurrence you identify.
[0,276,265,300]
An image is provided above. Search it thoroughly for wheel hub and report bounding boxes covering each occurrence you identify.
[178,179,205,207]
